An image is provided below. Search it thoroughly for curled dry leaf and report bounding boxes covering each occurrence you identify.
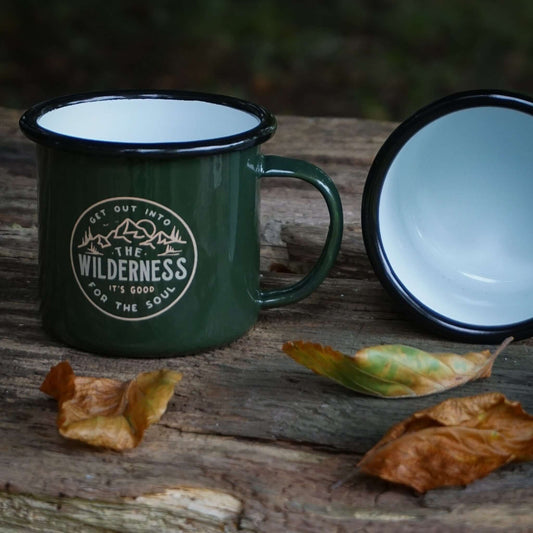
[282,337,512,398]
[358,392,533,492]
[40,361,182,451]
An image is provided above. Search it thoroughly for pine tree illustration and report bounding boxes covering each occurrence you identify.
[79,227,94,247]
[169,226,185,243]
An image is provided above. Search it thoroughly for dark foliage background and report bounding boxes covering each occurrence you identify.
[3,0,533,120]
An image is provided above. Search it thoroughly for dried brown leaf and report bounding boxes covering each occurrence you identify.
[358,392,533,492]
[40,361,181,451]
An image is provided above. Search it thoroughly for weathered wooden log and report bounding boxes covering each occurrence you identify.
[1,107,532,532]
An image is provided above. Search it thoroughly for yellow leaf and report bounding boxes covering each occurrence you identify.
[282,337,512,398]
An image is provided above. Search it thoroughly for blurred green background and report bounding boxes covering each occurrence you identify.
[3,0,533,120]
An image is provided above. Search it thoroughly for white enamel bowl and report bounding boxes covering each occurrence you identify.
[362,91,533,341]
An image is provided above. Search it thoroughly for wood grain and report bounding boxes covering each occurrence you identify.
[1,107,532,532]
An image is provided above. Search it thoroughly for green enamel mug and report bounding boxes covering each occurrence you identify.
[20,91,343,356]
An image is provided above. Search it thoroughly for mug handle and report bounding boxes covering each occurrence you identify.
[258,155,343,308]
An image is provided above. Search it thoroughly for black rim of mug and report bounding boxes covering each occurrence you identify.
[361,89,533,342]
[19,90,277,157]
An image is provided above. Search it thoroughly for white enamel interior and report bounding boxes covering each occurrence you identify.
[36,98,260,143]
[379,106,533,327]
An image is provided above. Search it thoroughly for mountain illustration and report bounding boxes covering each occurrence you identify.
[140,226,187,256]
[107,218,153,242]
[77,218,187,256]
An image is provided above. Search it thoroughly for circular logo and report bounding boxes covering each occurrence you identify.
[70,197,197,320]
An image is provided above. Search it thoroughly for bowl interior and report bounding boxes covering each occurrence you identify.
[379,105,533,327]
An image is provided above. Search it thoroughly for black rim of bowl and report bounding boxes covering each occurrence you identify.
[362,89,533,342]
[19,89,277,157]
